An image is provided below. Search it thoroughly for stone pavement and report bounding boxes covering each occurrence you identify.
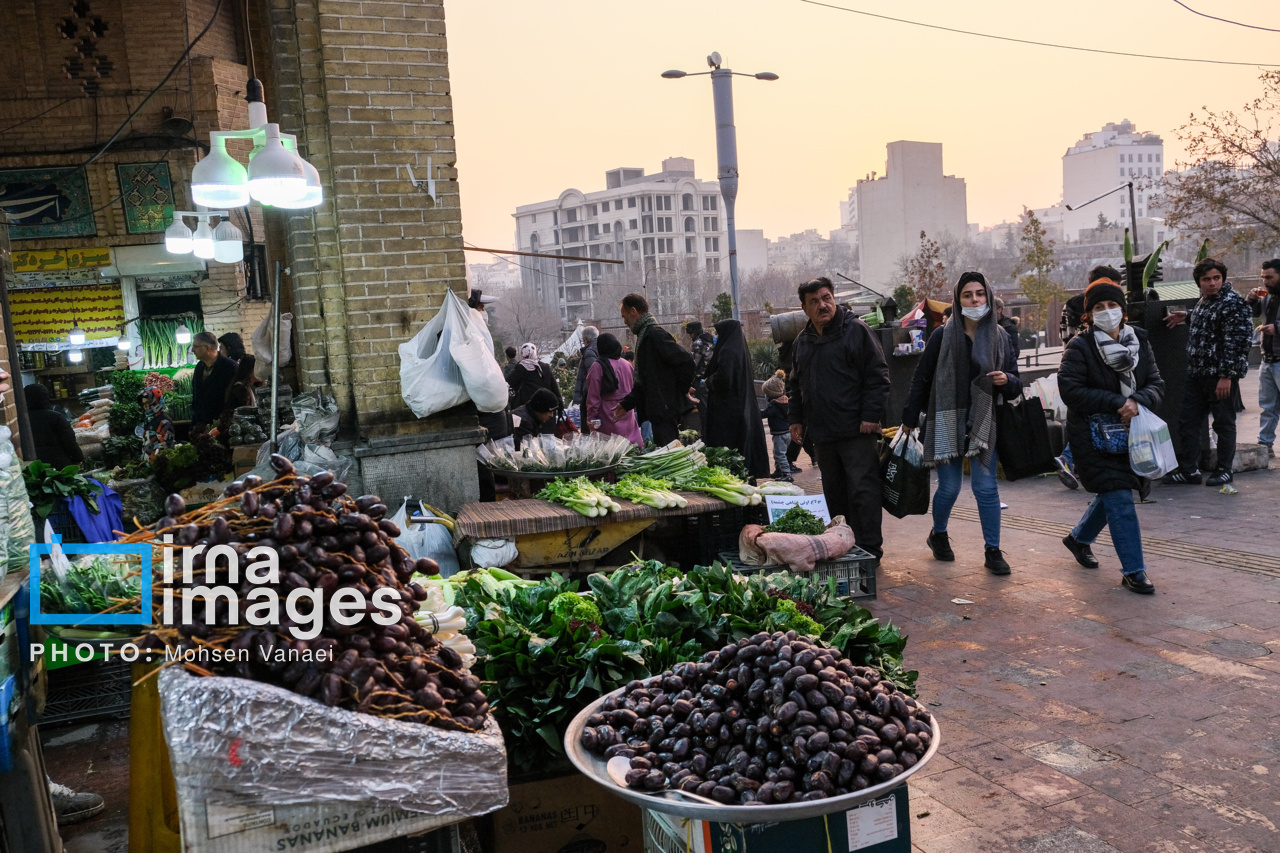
[788,369,1279,853]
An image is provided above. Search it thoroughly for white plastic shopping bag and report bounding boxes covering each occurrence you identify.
[1129,405,1177,479]
[399,289,508,418]
[251,311,295,381]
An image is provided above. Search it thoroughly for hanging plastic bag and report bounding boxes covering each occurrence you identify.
[400,289,508,419]
[1129,404,1177,479]
[0,427,36,581]
[251,311,294,381]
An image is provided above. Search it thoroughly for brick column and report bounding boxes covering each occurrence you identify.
[263,0,480,508]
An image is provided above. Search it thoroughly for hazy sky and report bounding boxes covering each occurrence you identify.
[446,0,1278,253]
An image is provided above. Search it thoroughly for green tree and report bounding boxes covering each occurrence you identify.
[1015,209,1068,333]
[1096,212,1111,230]
[892,284,915,311]
[711,292,734,324]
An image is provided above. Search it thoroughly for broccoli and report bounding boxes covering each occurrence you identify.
[776,598,824,637]
[549,592,603,629]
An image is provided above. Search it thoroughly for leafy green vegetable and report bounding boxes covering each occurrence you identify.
[108,401,144,437]
[703,445,748,479]
[40,554,142,617]
[536,477,622,517]
[102,435,144,469]
[109,370,145,402]
[763,505,826,536]
[775,597,823,636]
[23,462,104,519]
[549,591,603,629]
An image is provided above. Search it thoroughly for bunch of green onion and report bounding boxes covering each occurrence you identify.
[618,440,708,480]
[607,474,689,510]
[674,466,763,506]
[537,477,624,517]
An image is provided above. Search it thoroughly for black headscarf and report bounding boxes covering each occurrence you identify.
[596,333,622,396]
[703,319,770,479]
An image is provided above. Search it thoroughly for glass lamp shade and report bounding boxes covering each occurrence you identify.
[165,219,194,254]
[213,220,244,263]
[248,125,307,204]
[68,349,84,364]
[68,326,86,345]
[175,324,192,345]
[192,221,216,259]
[117,336,132,351]
[191,137,250,208]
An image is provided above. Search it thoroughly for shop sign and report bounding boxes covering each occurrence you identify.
[12,247,111,274]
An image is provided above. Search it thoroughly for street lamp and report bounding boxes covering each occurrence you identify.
[662,52,778,322]
[1065,182,1140,255]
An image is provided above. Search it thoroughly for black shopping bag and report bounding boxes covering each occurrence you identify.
[996,398,1056,481]
[881,430,930,518]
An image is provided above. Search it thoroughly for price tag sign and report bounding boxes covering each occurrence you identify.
[764,494,830,524]
[846,794,899,850]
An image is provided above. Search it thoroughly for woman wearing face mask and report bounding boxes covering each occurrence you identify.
[903,272,1022,574]
[1057,279,1165,594]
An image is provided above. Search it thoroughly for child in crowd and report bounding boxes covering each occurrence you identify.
[760,370,792,481]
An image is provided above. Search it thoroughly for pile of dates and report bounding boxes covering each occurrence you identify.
[579,630,933,805]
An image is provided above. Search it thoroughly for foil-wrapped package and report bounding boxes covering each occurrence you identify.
[158,668,508,815]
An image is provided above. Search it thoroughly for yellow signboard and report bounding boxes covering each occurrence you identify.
[68,247,110,268]
[12,247,110,272]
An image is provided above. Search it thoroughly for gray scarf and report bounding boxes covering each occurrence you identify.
[924,304,1008,469]
[630,313,657,366]
[1093,326,1140,397]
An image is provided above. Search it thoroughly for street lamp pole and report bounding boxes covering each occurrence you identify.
[663,54,777,323]
[1065,181,1140,255]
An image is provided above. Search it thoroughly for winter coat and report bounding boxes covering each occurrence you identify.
[1185,282,1252,379]
[703,319,770,479]
[28,407,84,470]
[1248,288,1278,359]
[760,398,789,434]
[192,355,237,426]
[901,326,1023,429]
[787,306,890,444]
[573,341,598,405]
[507,362,563,412]
[1059,327,1165,494]
[620,325,695,425]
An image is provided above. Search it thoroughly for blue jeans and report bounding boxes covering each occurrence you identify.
[1259,361,1280,446]
[1071,489,1146,576]
[770,433,791,475]
[933,453,1001,549]
[1061,444,1074,467]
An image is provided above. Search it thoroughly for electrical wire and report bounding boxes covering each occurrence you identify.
[798,0,1280,67]
[0,97,76,136]
[1170,0,1280,33]
[73,0,225,170]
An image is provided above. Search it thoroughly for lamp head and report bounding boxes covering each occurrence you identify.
[165,218,194,254]
[117,336,132,351]
[661,69,687,79]
[213,220,245,263]
[754,72,779,81]
[68,326,86,346]
[271,142,323,209]
[191,136,250,208]
[68,349,84,364]
[175,324,192,345]
[192,220,216,260]
[248,124,308,205]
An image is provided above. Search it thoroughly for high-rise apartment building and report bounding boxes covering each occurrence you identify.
[856,142,968,293]
[1061,120,1164,242]
[512,158,728,320]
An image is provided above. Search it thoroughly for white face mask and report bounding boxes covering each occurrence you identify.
[1092,307,1123,332]
[960,304,989,321]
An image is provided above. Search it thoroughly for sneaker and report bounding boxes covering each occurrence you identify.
[49,781,105,826]
[1062,534,1099,569]
[1054,455,1079,490]
[1205,469,1233,486]
[776,474,794,483]
[926,530,955,562]
[1264,442,1275,458]
[984,547,1011,575]
[1163,469,1202,485]
[1121,571,1155,594]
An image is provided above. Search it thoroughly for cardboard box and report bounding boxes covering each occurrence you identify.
[232,444,263,477]
[491,772,643,853]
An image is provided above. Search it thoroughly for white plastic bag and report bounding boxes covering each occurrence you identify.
[1032,374,1067,421]
[1129,405,1177,479]
[470,539,517,568]
[390,499,461,577]
[251,311,294,381]
[400,290,508,418]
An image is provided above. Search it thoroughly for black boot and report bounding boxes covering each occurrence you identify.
[984,547,1011,575]
[926,530,954,561]
[1062,534,1099,569]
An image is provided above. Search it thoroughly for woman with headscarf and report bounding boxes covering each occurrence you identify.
[507,342,564,412]
[902,272,1022,575]
[584,333,642,446]
[23,383,84,469]
[139,386,176,462]
[702,319,770,480]
[1058,278,1164,594]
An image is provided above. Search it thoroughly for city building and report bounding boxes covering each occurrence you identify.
[736,229,768,276]
[1061,120,1164,242]
[856,141,968,293]
[511,158,729,321]
[466,256,523,293]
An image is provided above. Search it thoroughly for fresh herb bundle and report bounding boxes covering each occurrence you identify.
[40,554,142,616]
[763,505,827,536]
[23,462,104,519]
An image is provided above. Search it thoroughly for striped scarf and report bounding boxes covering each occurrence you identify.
[923,307,1007,469]
[1093,326,1139,397]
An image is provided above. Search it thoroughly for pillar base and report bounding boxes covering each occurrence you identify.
[354,427,484,513]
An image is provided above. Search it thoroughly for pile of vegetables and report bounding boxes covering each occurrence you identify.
[123,456,488,731]
[23,462,104,519]
[453,561,912,772]
[704,445,748,480]
[102,435,145,470]
[536,477,623,517]
[584,635,933,803]
[151,434,233,493]
[678,466,763,506]
[228,419,269,446]
[763,506,827,536]
[108,400,144,437]
[480,432,634,474]
[618,440,707,480]
[606,475,688,510]
[137,317,204,369]
[40,553,142,616]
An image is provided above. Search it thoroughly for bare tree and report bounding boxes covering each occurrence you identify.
[1014,209,1068,333]
[493,288,566,352]
[895,231,950,303]
[1155,70,1280,251]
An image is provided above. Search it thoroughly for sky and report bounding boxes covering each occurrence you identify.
[445,0,1279,253]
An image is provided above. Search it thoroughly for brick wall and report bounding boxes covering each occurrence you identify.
[265,0,467,440]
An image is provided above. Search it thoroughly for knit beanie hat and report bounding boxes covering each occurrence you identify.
[762,370,786,398]
[527,388,559,414]
[1083,278,1125,313]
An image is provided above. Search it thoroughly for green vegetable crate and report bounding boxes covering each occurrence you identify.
[717,546,878,601]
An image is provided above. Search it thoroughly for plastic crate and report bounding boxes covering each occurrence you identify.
[41,656,132,725]
[669,505,768,567]
[717,546,878,600]
[35,506,87,544]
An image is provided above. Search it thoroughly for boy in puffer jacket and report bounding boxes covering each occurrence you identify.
[759,371,792,481]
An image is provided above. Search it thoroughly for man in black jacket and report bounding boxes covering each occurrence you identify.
[191,331,237,429]
[788,277,891,559]
[614,293,695,445]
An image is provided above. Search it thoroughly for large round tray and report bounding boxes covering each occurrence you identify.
[565,684,941,823]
